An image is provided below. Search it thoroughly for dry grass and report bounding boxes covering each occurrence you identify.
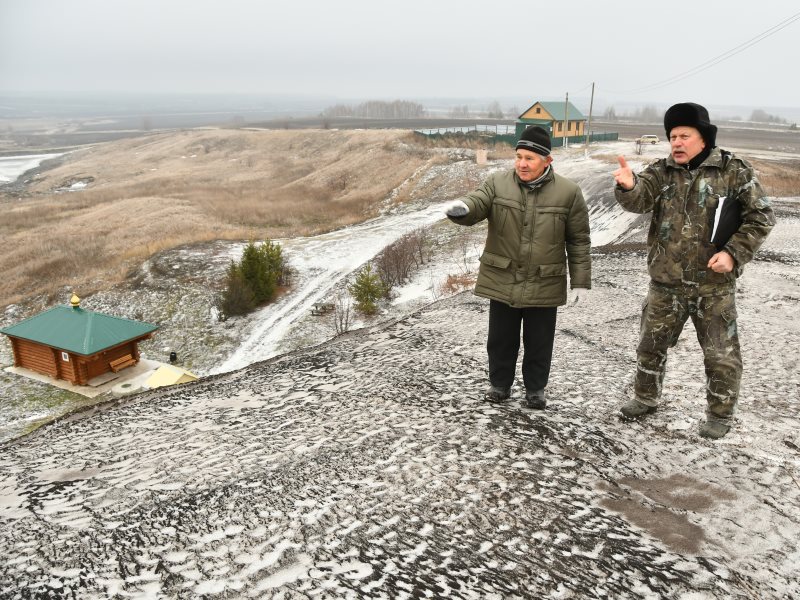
[438,273,476,296]
[750,159,800,198]
[0,129,438,307]
[590,153,800,198]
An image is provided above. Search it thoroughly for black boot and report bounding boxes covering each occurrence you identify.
[485,386,511,402]
[525,389,546,410]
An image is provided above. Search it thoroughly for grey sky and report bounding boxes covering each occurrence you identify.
[1,0,799,110]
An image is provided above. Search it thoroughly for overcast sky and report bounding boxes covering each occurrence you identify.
[1,0,799,111]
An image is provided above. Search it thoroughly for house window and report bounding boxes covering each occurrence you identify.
[61,351,69,362]
[557,122,563,132]
[535,107,541,114]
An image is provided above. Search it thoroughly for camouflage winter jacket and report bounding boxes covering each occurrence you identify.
[615,148,775,296]
[450,168,591,307]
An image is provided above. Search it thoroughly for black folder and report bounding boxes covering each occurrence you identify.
[710,196,742,249]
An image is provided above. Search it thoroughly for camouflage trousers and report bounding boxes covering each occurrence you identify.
[635,284,742,421]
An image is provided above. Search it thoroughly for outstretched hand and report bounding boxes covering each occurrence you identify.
[443,199,469,218]
[613,156,635,190]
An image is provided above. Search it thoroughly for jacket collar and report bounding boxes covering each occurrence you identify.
[515,165,554,189]
[666,146,725,171]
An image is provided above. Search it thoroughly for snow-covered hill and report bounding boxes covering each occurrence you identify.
[1,193,798,596]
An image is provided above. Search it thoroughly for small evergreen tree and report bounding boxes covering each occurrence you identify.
[217,239,287,319]
[218,262,256,318]
[348,263,385,315]
[238,239,285,304]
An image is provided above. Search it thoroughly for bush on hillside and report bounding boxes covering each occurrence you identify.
[217,265,256,318]
[216,239,288,319]
[348,263,386,315]
[239,239,286,304]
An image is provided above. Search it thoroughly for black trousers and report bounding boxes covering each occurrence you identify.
[487,300,557,391]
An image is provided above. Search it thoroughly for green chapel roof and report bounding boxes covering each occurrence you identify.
[0,305,158,356]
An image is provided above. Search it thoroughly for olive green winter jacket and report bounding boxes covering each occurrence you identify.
[450,168,591,307]
[614,147,775,296]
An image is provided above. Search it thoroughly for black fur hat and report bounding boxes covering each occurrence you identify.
[516,125,551,156]
[664,102,717,148]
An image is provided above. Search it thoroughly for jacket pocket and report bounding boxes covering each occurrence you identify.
[478,251,513,292]
[531,262,567,304]
[538,263,567,277]
[491,197,521,235]
[538,207,570,243]
[480,251,512,269]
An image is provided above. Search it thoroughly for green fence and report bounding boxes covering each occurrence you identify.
[551,132,619,147]
[414,128,618,147]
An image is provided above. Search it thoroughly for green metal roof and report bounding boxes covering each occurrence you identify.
[1,306,158,356]
[521,101,586,121]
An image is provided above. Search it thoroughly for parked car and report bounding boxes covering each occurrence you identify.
[636,134,659,144]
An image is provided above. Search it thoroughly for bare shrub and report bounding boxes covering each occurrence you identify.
[410,226,430,266]
[332,293,352,334]
[455,230,479,274]
[429,271,443,302]
[375,235,415,290]
[374,227,432,292]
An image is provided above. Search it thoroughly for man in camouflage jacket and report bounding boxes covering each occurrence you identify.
[613,102,775,439]
[444,125,591,410]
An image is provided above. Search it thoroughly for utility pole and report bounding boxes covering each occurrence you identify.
[584,82,595,157]
[563,92,569,149]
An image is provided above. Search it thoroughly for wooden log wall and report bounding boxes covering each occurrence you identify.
[11,338,58,378]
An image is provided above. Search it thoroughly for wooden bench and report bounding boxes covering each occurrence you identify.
[109,354,136,372]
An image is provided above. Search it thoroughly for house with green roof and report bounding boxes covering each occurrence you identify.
[1,294,158,386]
[516,101,587,142]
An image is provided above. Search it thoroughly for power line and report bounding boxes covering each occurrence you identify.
[568,82,594,96]
[608,11,800,95]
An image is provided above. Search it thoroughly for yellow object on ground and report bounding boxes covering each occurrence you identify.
[144,364,198,389]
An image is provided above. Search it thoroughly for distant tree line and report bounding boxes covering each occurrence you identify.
[485,101,505,119]
[747,109,787,124]
[448,101,511,119]
[321,100,426,119]
[602,105,660,122]
[602,105,794,127]
[448,105,471,118]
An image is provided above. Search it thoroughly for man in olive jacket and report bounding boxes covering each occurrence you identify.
[613,102,775,439]
[444,125,591,409]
